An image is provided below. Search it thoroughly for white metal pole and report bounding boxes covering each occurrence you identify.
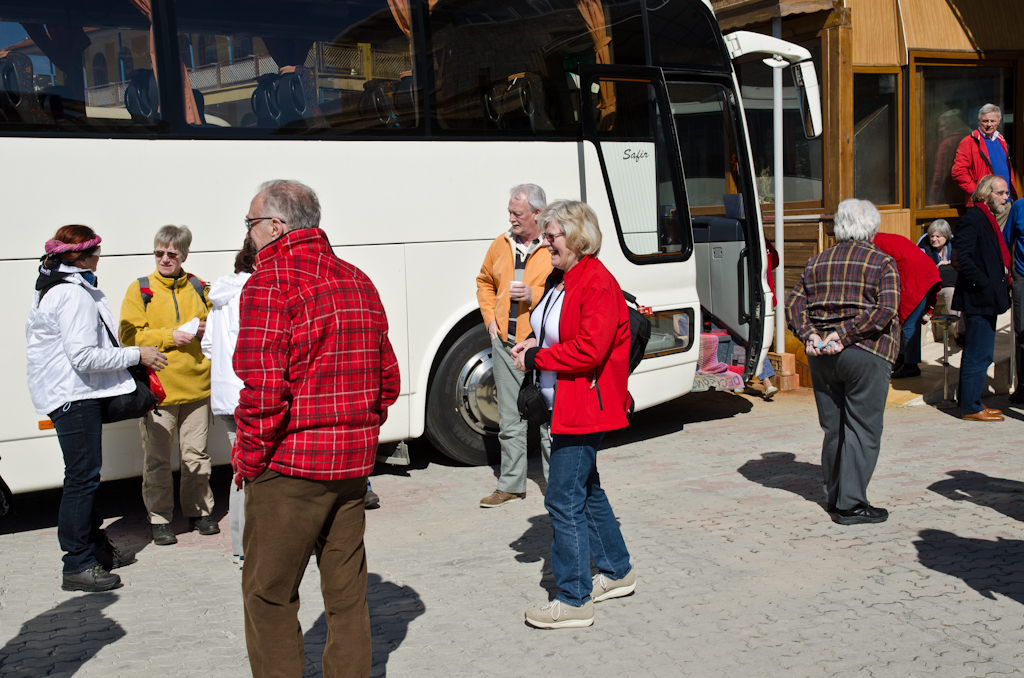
[772,17,785,353]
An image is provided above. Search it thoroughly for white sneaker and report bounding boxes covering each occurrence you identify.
[524,600,594,629]
[763,385,779,401]
[591,570,636,602]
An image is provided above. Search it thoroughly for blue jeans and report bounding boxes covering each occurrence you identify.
[545,432,631,607]
[899,295,928,366]
[50,399,107,574]
[958,313,997,415]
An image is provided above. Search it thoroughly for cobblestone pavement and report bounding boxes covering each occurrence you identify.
[2,389,1023,678]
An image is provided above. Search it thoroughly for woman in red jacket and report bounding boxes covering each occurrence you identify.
[511,200,634,629]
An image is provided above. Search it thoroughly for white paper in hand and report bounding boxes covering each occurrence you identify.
[178,317,200,335]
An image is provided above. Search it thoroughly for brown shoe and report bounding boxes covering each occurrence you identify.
[984,407,1002,415]
[962,411,1004,421]
[479,490,525,507]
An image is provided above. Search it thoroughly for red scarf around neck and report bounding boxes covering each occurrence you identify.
[979,202,1011,271]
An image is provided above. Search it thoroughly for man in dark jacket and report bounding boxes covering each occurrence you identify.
[952,174,1012,421]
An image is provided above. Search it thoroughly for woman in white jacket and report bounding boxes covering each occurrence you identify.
[26,225,166,592]
[202,237,255,565]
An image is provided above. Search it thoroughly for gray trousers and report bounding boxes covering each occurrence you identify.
[807,349,891,511]
[222,415,245,558]
[492,338,550,493]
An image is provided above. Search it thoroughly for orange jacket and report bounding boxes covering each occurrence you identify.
[476,233,552,343]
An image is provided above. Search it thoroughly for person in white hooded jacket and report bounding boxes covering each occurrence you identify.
[201,237,256,565]
[26,225,166,592]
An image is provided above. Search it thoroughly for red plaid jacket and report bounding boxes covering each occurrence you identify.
[232,228,400,481]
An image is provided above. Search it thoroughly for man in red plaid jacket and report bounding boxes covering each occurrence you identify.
[233,180,400,678]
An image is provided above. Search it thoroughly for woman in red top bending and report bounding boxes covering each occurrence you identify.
[512,200,634,629]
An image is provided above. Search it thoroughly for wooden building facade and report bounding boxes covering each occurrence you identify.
[710,0,1024,289]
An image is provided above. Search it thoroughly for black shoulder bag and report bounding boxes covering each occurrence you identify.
[517,287,563,426]
[98,318,159,423]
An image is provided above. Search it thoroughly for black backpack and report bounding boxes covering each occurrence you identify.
[622,290,651,374]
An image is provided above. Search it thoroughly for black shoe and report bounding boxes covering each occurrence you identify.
[1009,389,1024,404]
[189,515,221,535]
[890,365,921,379]
[62,564,122,592]
[152,523,178,545]
[96,539,137,571]
[365,488,381,510]
[831,505,889,525]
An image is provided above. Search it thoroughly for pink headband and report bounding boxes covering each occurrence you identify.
[44,235,102,255]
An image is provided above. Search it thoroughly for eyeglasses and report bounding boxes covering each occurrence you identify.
[542,231,565,243]
[154,249,181,260]
[244,215,284,231]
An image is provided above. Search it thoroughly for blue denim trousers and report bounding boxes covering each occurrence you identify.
[899,294,929,366]
[958,313,997,415]
[545,432,631,607]
[50,399,107,574]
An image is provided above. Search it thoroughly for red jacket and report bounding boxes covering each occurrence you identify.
[873,233,942,322]
[232,228,401,481]
[951,130,1018,205]
[529,255,631,435]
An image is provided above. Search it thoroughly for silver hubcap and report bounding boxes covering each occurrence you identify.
[457,349,500,435]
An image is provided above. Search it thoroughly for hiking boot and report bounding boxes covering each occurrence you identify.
[62,565,122,592]
[479,490,525,508]
[151,523,178,545]
[365,488,381,510]
[189,515,220,535]
[591,570,636,603]
[525,600,594,629]
[96,539,136,571]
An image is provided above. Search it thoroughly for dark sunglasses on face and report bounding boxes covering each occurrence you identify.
[154,250,181,260]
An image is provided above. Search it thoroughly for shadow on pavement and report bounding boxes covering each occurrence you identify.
[302,573,424,678]
[509,514,557,599]
[736,452,823,506]
[913,529,1024,605]
[604,391,753,449]
[0,592,124,675]
[927,470,1024,522]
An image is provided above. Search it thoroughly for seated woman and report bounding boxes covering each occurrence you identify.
[918,219,963,341]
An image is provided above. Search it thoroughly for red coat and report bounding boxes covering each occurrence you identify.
[873,233,942,322]
[532,255,631,435]
[951,130,1018,205]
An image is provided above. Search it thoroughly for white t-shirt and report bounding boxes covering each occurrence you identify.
[530,286,564,410]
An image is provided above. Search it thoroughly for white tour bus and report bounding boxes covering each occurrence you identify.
[0,0,819,492]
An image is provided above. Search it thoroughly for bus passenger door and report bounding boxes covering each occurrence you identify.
[580,66,691,267]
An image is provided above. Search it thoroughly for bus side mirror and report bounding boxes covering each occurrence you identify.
[790,60,822,139]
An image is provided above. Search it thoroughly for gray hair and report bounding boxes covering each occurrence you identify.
[509,184,546,213]
[257,180,321,231]
[833,199,881,242]
[154,224,193,256]
[978,103,1002,121]
[927,219,952,241]
[538,199,602,257]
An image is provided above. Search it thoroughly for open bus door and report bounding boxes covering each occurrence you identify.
[665,77,767,379]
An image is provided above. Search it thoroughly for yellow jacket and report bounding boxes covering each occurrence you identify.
[476,233,553,343]
[119,270,212,405]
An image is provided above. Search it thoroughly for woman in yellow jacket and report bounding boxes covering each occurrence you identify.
[120,225,214,546]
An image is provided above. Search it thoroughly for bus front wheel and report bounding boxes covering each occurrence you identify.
[426,323,501,466]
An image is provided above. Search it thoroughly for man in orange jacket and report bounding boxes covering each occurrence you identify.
[475,184,553,507]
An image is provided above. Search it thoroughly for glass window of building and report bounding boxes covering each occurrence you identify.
[918,65,1014,208]
[735,42,824,206]
[853,72,898,207]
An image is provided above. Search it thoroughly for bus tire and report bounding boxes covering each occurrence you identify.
[426,323,500,466]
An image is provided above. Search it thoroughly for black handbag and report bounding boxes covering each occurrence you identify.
[517,286,562,426]
[99,319,158,423]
